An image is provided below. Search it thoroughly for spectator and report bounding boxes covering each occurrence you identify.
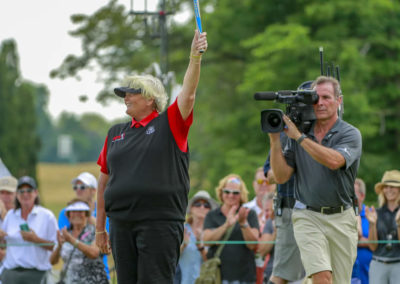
[264,147,305,284]
[365,170,400,284]
[353,178,372,284]
[58,172,110,279]
[0,176,58,284]
[203,174,259,283]
[0,176,17,214]
[0,176,17,280]
[50,198,108,284]
[178,190,218,284]
[244,167,276,231]
[258,192,276,283]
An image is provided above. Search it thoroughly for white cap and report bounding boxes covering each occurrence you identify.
[71,172,98,189]
[0,176,18,192]
[65,201,90,212]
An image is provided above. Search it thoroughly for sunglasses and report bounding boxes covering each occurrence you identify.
[192,202,211,209]
[256,179,269,185]
[223,189,241,195]
[73,185,88,191]
[17,188,35,194]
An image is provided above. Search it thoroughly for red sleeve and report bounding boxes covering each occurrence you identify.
[97,136,109,174]
[167,99,193,152]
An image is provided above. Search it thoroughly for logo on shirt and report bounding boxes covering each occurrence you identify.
[339,147,350,156]
[112,133,125,142]
[146,126,155,135]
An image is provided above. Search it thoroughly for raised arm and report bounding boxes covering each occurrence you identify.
[177,30,208,120]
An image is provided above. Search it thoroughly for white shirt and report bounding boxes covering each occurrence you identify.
[2,205,58,271]
[243,198,262,215]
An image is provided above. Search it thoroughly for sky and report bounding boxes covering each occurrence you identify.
[0,0,165,121]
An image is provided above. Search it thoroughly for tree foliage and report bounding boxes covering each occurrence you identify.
[49,0,400,201]
[0,40,40,178]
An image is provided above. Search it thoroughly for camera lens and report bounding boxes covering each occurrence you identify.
[267,113,282,127]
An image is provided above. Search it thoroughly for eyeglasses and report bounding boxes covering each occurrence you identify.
[223,189,241,195]
[73,185,88,191]
[17,188,35,194]
[256,179,269,185]
[192,202,211,209]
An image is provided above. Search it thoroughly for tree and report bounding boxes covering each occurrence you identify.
[0,39,40,178]
[49,0,400,201]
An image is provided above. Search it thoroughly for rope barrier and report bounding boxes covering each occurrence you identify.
[0,239,399,247]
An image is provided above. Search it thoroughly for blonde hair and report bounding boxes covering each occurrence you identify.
[122,75,168,112]
[215,174,249,205]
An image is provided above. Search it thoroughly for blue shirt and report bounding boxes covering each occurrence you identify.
[357,204,372,284]
[178,223,203,284]
[58,203,110,279]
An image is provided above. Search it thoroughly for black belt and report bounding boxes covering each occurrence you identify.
[12,267,40,272]
[306,204,351,215]
[281,196,296,208]
[372,257,400,264]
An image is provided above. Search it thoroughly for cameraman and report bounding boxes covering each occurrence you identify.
[268,76,362,284]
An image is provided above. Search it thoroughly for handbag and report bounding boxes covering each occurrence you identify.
[195,225,234,284]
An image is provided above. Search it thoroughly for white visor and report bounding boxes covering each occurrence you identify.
[65,201,90,212]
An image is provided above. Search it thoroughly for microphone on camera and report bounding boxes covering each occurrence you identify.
[254,92,278,101]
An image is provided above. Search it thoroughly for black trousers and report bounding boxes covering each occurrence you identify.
[109,219,183,284]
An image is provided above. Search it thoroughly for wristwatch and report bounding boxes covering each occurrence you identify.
[240,223,249,229]
[296,133,307,144]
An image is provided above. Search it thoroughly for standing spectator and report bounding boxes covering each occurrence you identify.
[95,30,208,283]
[268,76,362,283]
[244,167,276,231]
[0,176,58,284]
[353,178,372,284]
[0,176,17,214]
[178,190,218,284]
[58,172,110,279]
[365,170,400,284]
[0,176,17,280]
[258,192,276,283]
[264,145,305,284]
[203,174,259,283]
[50,198,108,284]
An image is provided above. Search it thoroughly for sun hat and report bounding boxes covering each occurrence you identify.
[71,172,98,189]
[187,190,219,214]
[0,176,18,193]
[17,176,37,189]
[65,201,91,212]
[374,170,400,194]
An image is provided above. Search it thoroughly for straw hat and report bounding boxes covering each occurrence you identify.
[374,170,400,194]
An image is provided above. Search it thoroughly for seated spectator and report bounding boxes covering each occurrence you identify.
[0,176,58,284]
[203,174,259,284]
[365,170,400,284]
[258,192,275,283]
[57,172,110,279]
[50,198,108,284]
[178,190,218,284]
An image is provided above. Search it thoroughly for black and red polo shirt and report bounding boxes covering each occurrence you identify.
[97,99,192,222]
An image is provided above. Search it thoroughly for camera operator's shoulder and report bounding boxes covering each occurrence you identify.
[339,120,361,137]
